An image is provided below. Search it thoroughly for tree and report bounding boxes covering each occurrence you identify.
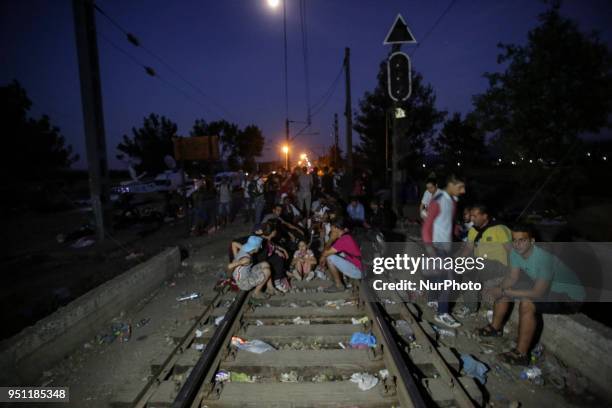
[116,113,178,175]
[317,144,344,169]
[472,2,612,162]
[0,80,78,182]
[432,112,485,169]
[237,125,264,172]
[191,119,264,172]
[354,59,446,184]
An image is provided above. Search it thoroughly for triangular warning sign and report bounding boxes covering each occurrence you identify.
[383,14,417,45]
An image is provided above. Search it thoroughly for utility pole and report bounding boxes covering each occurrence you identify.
[392,100,401,216]
[72,0,110,242]
[285,118,290,170]
[333,113,339,168]
[283,0,290,172]
[344,47,353,197]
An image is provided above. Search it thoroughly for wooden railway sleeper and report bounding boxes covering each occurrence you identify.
[202,381,223,400]
[380,376,397,397]
[368,344,384,361]
[223,345,238,362]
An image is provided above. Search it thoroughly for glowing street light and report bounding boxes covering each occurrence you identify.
[281,145,289,170]
[267,0,280,8]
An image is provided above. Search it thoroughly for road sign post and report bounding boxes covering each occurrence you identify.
[384,13,417,217]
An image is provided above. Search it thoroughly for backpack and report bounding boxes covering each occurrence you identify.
[248,180,260,197]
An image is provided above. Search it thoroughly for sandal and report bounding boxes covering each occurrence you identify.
[498,349,530,366]
[476,324,503,337]
[323,284,345,293]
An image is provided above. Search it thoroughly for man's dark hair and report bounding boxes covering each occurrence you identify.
[471,204,489,216]
[331,217,346,230]
[273,203,283,210]
[511,223,535,237]
[444,173,466,186]
[425,178,437,186]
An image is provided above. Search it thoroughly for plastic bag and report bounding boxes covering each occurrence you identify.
[461,354,488,385]
[350,372,378,390]
[231,336,275,354]
[349,332,377,348]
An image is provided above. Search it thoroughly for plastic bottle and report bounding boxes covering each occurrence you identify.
[177,292,200,301]
[520,367,543,385]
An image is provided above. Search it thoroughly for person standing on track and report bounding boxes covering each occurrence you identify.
[421,174,466,328]
[297,166,313,217]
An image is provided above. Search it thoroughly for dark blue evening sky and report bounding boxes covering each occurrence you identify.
[1,0,610,169]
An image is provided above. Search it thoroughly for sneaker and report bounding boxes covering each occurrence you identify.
[454,305,476,319]
[427,301,439,312]
[274,279,289,293]
[435,313,462,328]
[305,271,315,281]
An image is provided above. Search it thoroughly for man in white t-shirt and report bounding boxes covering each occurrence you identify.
[419,178,438,220]
[297,167,313,216]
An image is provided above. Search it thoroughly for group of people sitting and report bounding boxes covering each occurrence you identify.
[221,166,398,299]
[420,174,585,366]
[203,166,587,368]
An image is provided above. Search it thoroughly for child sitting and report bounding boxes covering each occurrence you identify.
[290,240,316,281]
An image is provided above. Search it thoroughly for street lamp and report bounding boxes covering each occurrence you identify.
[267,0,280,8]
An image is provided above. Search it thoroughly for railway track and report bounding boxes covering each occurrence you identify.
[114,279,482,408]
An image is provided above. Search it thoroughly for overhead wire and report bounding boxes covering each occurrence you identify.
[94,4,234,121]
[310,64,344,119]
[409,0,458,58]
[97,32,211,114]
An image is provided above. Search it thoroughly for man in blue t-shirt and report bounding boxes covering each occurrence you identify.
[477,224,584,365]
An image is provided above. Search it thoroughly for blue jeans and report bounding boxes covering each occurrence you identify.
[254,196,265,224]
[327,254,362,279]
[427,248,453,315]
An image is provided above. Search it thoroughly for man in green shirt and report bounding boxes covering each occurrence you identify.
[478,224,584,365]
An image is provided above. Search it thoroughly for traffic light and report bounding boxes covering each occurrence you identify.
[387,51,411,101]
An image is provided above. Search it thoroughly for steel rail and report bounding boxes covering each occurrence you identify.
[172,290,249,408]
[361,284,429,408]
[133,289,225,408]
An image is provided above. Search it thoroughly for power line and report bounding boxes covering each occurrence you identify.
[310,64,344,118]
[94,4,234,121]
[97,32,211,114]
[410,0,458,58]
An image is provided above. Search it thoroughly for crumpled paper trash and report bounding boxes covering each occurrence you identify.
[293,316,310,325]
[351,316,369,325]
[280,371,299,382]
